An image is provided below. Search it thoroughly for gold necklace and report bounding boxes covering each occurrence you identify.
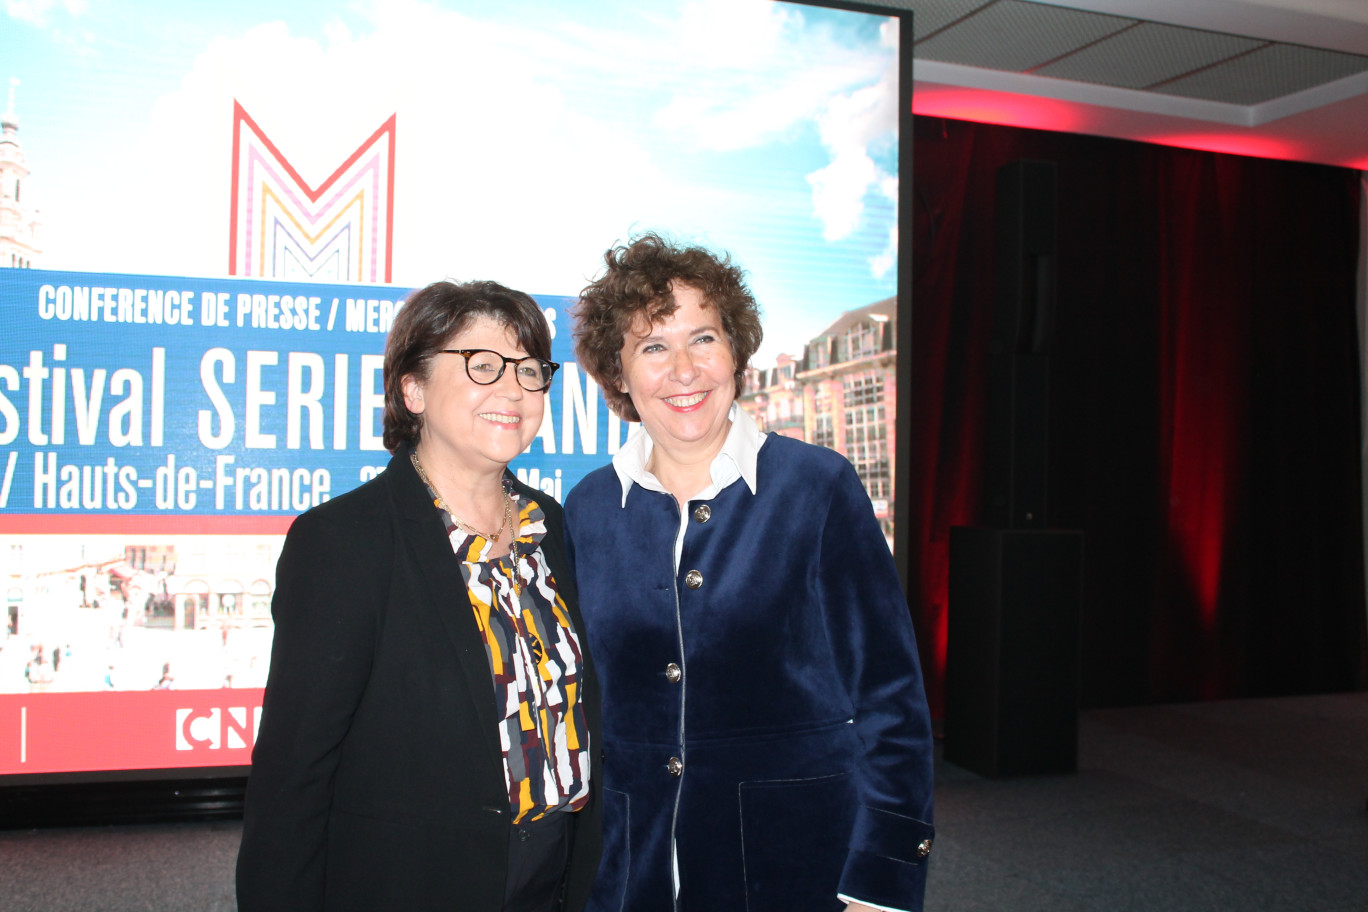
[410,451,511,545]
[506,513,523,597]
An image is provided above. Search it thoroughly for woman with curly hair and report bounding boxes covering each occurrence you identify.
[566,234,934,912]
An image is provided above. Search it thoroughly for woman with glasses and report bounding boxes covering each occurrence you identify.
[237,280,601,912]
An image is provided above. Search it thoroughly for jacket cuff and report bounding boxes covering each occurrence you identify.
[838,806,935,910]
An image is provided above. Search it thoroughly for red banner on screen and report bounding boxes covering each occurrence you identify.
[0,689,264,776]
[0,515,294,534]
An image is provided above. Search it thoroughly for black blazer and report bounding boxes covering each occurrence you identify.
[236,447,602,912]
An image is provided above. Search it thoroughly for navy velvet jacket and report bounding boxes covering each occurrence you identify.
[564,434,934,912]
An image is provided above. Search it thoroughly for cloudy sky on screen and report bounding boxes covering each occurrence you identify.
[3,0,899,363]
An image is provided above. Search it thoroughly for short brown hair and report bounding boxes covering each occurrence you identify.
[573,233,763,422]
[383,280,552,452]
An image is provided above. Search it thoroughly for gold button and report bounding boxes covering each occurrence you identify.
[684,570,703,590]
[916,838,933,858]
[667,757,684,776]
[665,663,682,683]
[692,504,711,523]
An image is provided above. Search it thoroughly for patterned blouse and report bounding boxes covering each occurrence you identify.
[437,488,591,823]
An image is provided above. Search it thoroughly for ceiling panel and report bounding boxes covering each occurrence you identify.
[903,0,1368,105]
[1034,21,1265,89]
[1157,42,1368,104]
[915,1,1134,72]
[901,0,993,40]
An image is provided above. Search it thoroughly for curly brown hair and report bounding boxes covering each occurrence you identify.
[382,280,552,452]
[572,233,763,422]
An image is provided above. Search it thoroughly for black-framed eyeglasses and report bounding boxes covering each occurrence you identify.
[440,349,560,392]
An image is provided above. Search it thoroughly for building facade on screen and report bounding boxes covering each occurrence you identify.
[0,80,41,270]
[740,296,897,545]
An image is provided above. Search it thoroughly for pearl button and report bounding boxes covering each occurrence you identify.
[692,504,711,523]
[684,569,703,590]
[665,663,682,683]
[667,757,684,776]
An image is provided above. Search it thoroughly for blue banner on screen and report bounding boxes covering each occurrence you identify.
[0,269,619,527]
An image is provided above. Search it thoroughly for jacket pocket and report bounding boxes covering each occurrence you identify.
[738,771,855,912]
[587,787,631,912]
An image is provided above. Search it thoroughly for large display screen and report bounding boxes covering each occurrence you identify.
[0,0,906,781]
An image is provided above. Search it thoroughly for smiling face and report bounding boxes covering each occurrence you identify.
[619,283,737,464]
[403,315,544,476]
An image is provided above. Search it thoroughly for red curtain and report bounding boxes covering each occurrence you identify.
[907,117,1367,714]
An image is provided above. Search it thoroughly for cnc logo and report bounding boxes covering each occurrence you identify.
[175,706,262,751]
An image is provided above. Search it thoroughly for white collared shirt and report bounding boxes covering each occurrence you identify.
[611,402,764,507]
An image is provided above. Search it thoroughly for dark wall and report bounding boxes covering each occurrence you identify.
[908,116,1368,712]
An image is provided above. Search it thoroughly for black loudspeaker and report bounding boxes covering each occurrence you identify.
[945,526,1082,777]
[985,160,1057,529]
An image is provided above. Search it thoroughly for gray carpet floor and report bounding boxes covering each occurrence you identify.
[1,692,1364,911]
